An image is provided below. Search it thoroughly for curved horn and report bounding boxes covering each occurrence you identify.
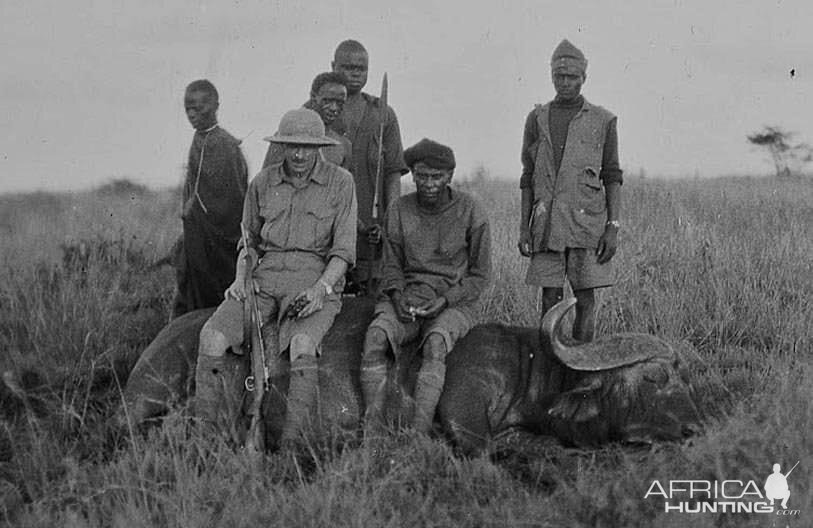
[540,297,577,360]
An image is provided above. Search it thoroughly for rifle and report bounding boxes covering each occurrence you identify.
[240,222,268,453]
[368,73,388,293]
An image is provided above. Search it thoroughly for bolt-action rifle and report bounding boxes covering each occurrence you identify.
[241,223,268,453]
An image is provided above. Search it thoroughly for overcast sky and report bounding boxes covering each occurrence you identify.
[1,0,811,192]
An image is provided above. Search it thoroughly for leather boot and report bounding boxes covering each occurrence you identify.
[280,355,318,443]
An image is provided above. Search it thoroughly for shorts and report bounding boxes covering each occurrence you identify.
[525,247,614,290]
[368,299,474,359]
[205,291,341,357]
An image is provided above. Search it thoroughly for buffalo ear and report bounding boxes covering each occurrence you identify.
[547,377,602,423]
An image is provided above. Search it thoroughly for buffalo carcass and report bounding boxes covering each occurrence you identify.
[121,297,701,452]
[438,298,702,453]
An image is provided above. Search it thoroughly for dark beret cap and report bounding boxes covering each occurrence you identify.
[404,138,456,171]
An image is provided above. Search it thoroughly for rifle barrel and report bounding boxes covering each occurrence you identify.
[784,461,800,477]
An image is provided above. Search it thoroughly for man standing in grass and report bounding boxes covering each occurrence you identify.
[518,40,623,342]
[172,80,248,319]
[194,108,356,444]
[262,72,353,171]
[360,139,491,433]
[331,39,409,295]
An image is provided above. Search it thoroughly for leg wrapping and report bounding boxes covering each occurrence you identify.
[280,355,319,442]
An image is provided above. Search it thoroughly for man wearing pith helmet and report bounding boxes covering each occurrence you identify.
[194,108,357,444]
[262,72,353,172]
[518,39,623,342]
[360,138,491,433]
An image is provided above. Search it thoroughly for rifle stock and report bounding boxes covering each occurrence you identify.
[240,223,267,453]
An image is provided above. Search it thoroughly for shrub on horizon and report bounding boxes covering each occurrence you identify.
[95,178,150,198]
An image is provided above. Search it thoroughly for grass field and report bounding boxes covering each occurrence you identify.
[1,175,811,527]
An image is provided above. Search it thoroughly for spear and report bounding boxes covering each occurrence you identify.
[371,72,388,223]
[367,73,388,294]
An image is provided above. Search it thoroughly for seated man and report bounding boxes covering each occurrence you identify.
[360,138,492,433]
[194,108,357,443]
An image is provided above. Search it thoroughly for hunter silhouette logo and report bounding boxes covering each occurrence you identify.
[644,460,802,516]
[764,461,798,510]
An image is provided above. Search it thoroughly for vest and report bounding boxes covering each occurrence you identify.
[530,98,615,252]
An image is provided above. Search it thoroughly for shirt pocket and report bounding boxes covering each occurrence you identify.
[578,167,605,214]
[305,201,335,250]
[259,201,288,246]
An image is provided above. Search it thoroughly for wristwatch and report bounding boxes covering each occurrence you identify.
[319,279,334,296]
[606,220,621,229]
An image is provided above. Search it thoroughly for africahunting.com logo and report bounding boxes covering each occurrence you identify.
[644,461,801,516]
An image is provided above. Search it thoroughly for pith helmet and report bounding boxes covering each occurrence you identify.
[264,108,339,146]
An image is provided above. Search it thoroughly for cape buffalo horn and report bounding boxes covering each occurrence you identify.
[541,297,578,362]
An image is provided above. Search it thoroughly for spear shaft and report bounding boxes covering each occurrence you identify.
[367,73,388,295]
[372,73,388,221]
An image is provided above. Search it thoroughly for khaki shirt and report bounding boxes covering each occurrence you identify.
[241,159,357,284]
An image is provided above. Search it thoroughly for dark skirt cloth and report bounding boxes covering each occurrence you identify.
[172,207,238,317]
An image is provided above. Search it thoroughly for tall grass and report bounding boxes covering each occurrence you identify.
[1,176,811,527]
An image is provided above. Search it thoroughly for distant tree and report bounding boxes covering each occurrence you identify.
[470,163,489,184]
[747,126,813,177]
[96,178,150,197]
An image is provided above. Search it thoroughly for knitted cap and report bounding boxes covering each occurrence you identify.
[404,138,456,171]
[551,39,587,75]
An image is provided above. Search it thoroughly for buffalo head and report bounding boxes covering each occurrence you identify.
[541,298,702,446]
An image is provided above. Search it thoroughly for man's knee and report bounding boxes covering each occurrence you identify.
[289,334,318,362]
[363,327,390,365]
[198,322,230,358]
[423,333,447,363]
